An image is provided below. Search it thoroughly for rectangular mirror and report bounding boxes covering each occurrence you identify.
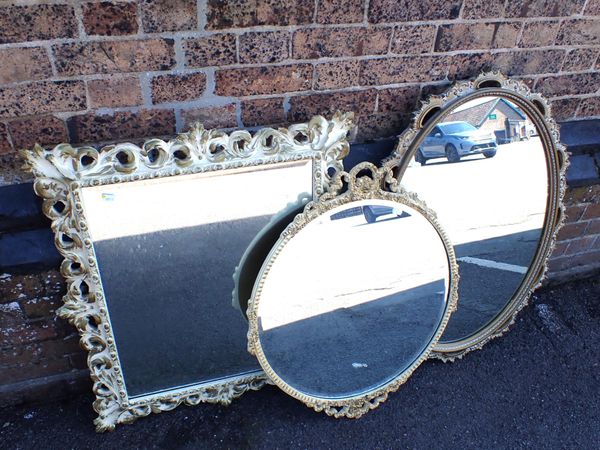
[22,113,354,431]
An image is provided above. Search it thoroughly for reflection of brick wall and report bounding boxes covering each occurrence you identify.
[1,1,600,184]
[1,1,600,407]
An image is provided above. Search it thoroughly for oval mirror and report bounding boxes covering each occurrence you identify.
[247,164,458,417]
[384,73,567,360]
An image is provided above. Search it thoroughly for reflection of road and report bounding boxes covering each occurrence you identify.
[402,139,547,342]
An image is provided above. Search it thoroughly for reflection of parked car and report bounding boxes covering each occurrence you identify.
[415,121,497,165]
[362,205,409,223]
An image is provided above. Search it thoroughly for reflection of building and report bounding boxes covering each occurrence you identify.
[446,98,534,143]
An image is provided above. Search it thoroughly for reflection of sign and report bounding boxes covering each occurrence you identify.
[488,113,497,119]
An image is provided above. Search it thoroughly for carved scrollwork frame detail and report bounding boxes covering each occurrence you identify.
[382,72,568,361]
[21,112,355,432]
[247,162,459,418]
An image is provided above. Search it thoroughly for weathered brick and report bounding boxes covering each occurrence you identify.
[0,81,86,118]
[586,0,600,14]
[505,0,586,18]
[435,22,521,52]
[8,116,68,150]
[535,73,600,97]
[40,270,65,298]
[239,31,290,64]
[316,0,364,24]
[314,61,361,90]
[549,249,600,273]
[20,294,62,320]
[68,110,176,144]
[377,86,421,114]
[577,97,600,118]
[0,357,73,385]
[0,124,11,154]
[241,98,286,127]
[181,104,237,129]
[0,336,80,369]
[551,241,569,257]
[82,1,138,36]
[550,98,580,122]
[289,90,376,122]
[557,221,588,241]
[583,203,600,220]
[356,112,410,141]
[0,4,77,44]
[184,34,237,68]
[151,73,207,104]
[206,0,314,29]
[564,185,600,205]
[53,40,175,76]
[448,53,494,80]
[368,0,461,22]
[556,19,600,45]
[491,49,566,76]
[141,0,197,32]
[588,218,600,235]
[0,153,33,184]
[0,48,52,85]
[293,27,391,59]
[565,236,597,255]
[0,273,46,304]
[562,49,599,72]
[215,65,312,96]
[518,21,560,48]
[391,25,436,54]
[360,56,448,86]
[88,76,143,108]
[0,319,59,349]
[461,0,505,19]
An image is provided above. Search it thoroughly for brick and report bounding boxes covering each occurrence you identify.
[314,61,360,90]
[518,21,560,48]
[206,0,314,29]
[0,124,11,154]
[316,0,364,24]
[0,336,80,368]
[215,65,312,96]
[391,25,436,54]
[551,241,569,257]
[368,0,461,22]
[0,47,52,85]
[0,273,45,304]
[88,76,143,108]
[562,49,599,72]
[68,110,176,144]
[40,270,65,297]
[0,153,33,184]
[564,185,600,205]
[360,56,449,86]
[577,97,600,118]
[293,27,391,59]
[588,218,600,235]
[586,0,600,14]
[356,112,410,142]
[0,4,77,44]
[151,72,207,104]
[8,116,68,151]
[0,81,86,118]
[535,73,600,97]
[557,222,588,241]
[0,320,59,349]
[53,40,175,76]
[181,104,237,129]
[448,52,494,80]
[239,31,290,64]
[565,236,597,255]
[583,203,600,220]
[141,0,197,32]
[289,90,376,122]
[556,19,600,45]
[420,82,452,99]
[549,250,600,273]
[461,0,505,19]
[435,22,521,52]
[82,1,138,36]
[491,50,566,76]
[1,357,73,385]
[20,294,62,320]
[549,98,580,122]
[505,0,586,17]
[241,98,286,127]
[377,86,421,114]
[184,34,237,68]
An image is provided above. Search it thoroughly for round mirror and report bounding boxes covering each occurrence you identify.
[385,74,566,360]
[247,167,458,417]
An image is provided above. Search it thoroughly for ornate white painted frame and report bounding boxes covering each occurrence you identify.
[382,72,568,361]
[247,162,459,418]
[21,112,354,432]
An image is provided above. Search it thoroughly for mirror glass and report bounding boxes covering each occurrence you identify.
[80,160,313,398]
[255,199,451,398]
[403,95,548,342]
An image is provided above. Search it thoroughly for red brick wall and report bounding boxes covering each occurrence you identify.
[1,1,599,406]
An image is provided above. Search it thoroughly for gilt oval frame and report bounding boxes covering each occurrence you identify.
[247,162,459,418]
[383,72,568,361]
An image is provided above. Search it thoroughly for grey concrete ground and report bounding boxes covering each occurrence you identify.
[0,275,598,449]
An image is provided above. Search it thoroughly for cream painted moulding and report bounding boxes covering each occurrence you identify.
[21,112,355,432]
[383,72,568,361]
[247,162,459,418]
